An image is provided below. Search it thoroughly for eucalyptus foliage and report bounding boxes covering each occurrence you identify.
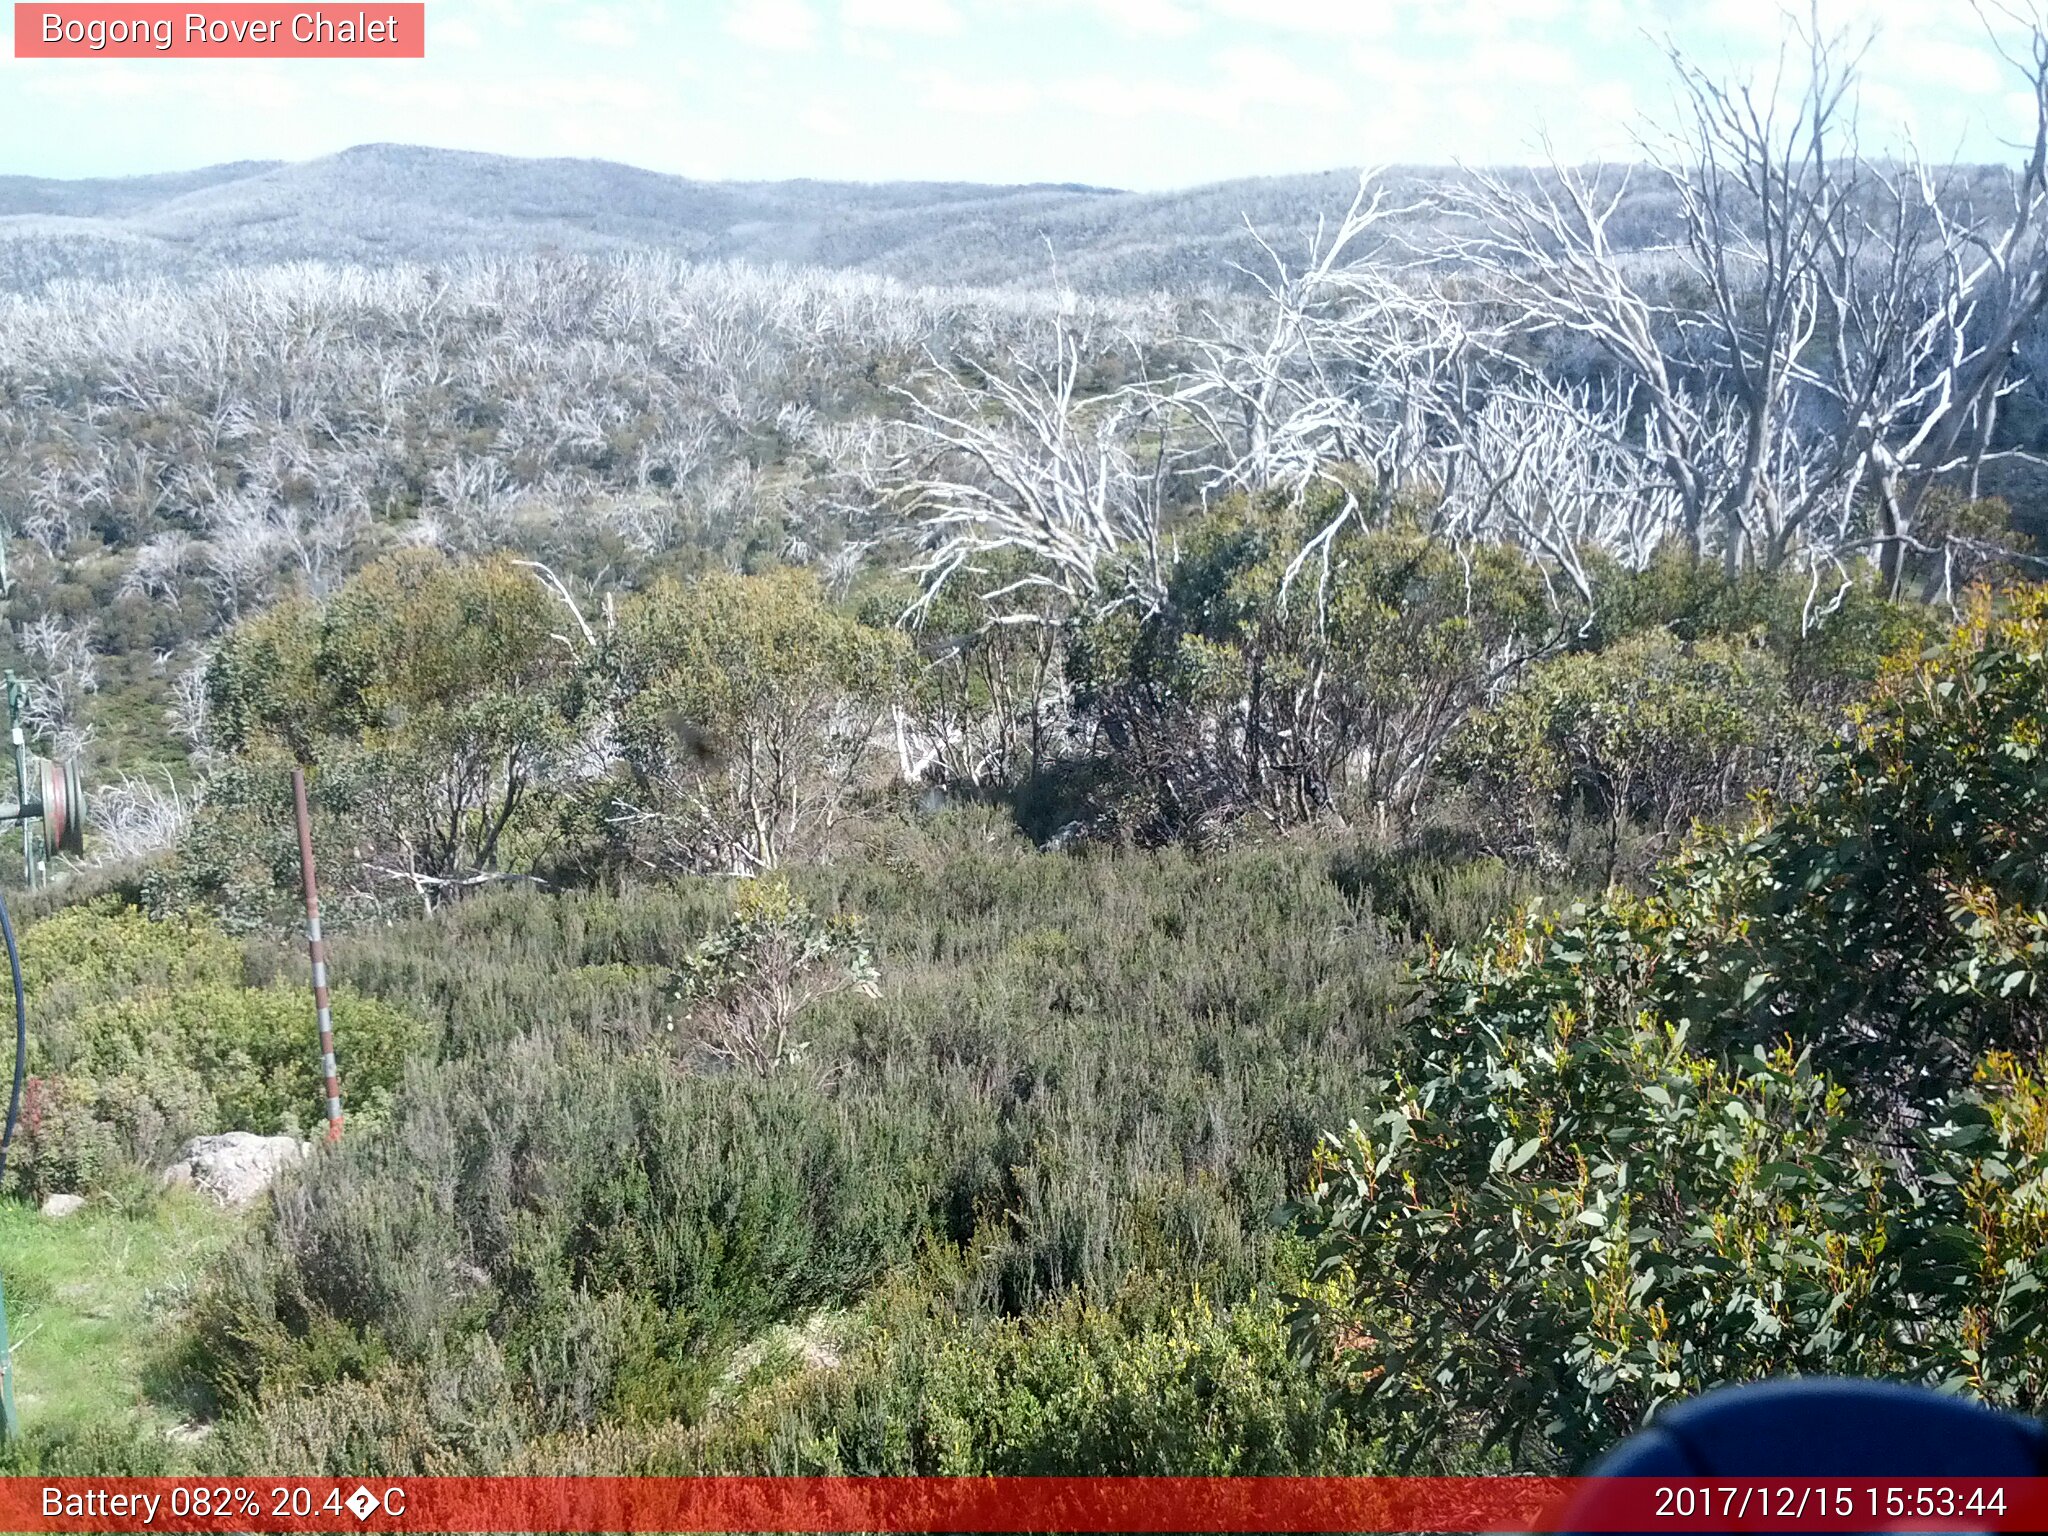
[668,877,880,1076]
[1294,588,2048,1467]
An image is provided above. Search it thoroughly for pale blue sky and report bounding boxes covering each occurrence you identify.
[0,0,2026,188]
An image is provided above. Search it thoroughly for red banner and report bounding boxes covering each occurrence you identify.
[6,1477,2048,1533]
[13,5,424,58]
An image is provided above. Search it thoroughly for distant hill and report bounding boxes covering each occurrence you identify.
[0,142,1876,294]
[0,146,1423,293]
[0,145,1142,290]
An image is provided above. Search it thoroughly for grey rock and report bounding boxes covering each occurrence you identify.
[38,1192,85,1219]
[162,1132,311,1207]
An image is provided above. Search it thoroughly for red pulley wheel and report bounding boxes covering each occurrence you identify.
[37,758,84,858]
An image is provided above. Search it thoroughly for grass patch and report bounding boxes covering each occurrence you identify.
[0,1191,243,1439]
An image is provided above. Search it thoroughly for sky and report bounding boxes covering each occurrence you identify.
[0,0,2033,189]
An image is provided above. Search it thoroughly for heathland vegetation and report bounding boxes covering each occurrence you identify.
[1,10,2047,1477]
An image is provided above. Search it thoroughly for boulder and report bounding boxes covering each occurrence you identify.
[1039,820,1089,853]
[38,1192,84,1219]
[162,1132,311,1207]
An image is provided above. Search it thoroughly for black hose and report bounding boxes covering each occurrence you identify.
[0,887,24,1189]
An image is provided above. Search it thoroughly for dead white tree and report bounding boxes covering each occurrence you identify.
[167,654,212,760]
[1171,175,1475,517]
[1847,0,2048,595]
[195,490,283,619]
[1440,376,1685,613]
[888,326,1169,623]
[16,613,97,761]
[1448,156,1735,564]
[80,770,189,865]
[511,557,601,655]
[1447,6,2048,590]
[121,530,198,601]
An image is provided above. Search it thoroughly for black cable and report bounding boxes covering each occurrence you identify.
[0,886,25,1189]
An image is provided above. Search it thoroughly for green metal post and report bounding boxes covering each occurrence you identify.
[0,550,20,1439]
[0,1272,16,1440]
[5,677,33,890]
[0,674,17,1436]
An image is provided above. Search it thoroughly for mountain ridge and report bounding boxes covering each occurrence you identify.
[0,141,1809,294]
[0,144,1495,294]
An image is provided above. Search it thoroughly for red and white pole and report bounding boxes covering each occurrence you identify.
[291,767,343,1143]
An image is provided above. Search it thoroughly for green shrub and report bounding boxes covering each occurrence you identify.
[24,903,241,1004]
[1292,923,1895,1467]
[195,1337,528,1476]
[175,829,1415,1461]
[1454,631,1818,865]
[195,1273,1394,1478]
[1671,586,2048,1105]
[259,878,713,1060]
[476,1270,1387,1476]
[1329,824,1574,946]
[1581,549,1933,710]
[1293,586,2048,1468]
[185,1031,926,1426]
[1294,933,2048,1468]
[708,1283,1382,1475]
[0,1420,181,1476]
[12,905,428,1200]
[669,877,879,1075]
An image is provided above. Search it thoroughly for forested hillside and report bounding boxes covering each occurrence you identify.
[0,147,1706,294]
[3,11,2048,1478]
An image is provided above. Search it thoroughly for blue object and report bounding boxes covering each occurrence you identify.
[1587,1378,2048,1476]
[1559,1379,2048,1534]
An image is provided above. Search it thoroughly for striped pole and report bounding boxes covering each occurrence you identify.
[291,767,343,1143]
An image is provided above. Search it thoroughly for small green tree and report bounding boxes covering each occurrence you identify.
[670,879,879,1076]
[205,550,578,907]
[1066,489,1551,841]
[601,570,908,873]
[1455,630,1817,869]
